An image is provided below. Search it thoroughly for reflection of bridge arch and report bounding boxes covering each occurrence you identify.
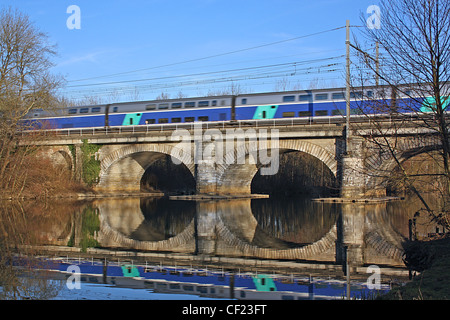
[96,144,195,193]
[93,198,406,265]
[216,140,337,194]
[364,205,406,262]
[97,210,196,252]
[216,219,338,260]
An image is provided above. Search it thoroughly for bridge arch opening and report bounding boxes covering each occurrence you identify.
[140,154,196,195]
[97,146,195,194]
[386,148,445,197]
[251,150,338,197]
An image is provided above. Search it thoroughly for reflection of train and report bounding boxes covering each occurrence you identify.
[43,258,391,300]
[23,85,433,130]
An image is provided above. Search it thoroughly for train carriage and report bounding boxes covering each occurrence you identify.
[23,85,438,130]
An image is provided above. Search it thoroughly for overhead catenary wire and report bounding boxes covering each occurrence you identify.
[67,26,347,84]
[58,24,361,103]
[65,56,345,89]
[62,63,343,98]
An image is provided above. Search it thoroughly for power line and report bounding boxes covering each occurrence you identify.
[61,64,342,98]
[67,26,346,83]
[65,56,344,88]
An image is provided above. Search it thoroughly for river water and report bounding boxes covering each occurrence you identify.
[1,195,435,300]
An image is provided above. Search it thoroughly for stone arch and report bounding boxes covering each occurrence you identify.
[365,135,442,191]
[216,139,337,194]
[51,149,73,172]
[96,144,195,193]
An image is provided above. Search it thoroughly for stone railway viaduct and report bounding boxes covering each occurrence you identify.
[33,118,441,199]
[31,118,439,266]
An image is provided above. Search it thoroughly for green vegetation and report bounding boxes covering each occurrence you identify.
[80,140,101,186]
[79,205,100,252]
[68,205,100,252]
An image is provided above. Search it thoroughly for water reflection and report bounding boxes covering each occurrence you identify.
[1,196,422,300]
[95,198,195,242]
[91,196,411,267]
[251,197,339,245]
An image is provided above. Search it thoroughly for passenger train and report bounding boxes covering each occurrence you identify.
[23,85,435,130]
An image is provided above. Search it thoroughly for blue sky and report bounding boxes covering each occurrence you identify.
[2,0,380,103]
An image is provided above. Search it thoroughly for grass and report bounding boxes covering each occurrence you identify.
[380,237,450,300]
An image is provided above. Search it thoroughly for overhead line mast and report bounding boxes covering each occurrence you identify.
[346,20,351,153]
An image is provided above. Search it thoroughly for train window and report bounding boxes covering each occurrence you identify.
[185,102,196,108]
[298,111,312,117]
[185,117,195,122]
[158,118,169,123]
[129,118,133,125]
[332,109,345,116]
[212,100,217,106]
[299,94,313,102]
[262,111,267,118]
[145,119,155,124]
[241,98,247,105]
[146,104,157,110]
[221,100,226,106]
[198,101,209,107]
[91,107,101,113]
[198,116,209,121]
[68,109,77,114]
[282,112,295,118]
[332,92,345,100]
[171,117,181,123]
[350,91,362,99]
[158,103,169,109]
[80,108,89,113]
[283,95,296,102]
[113,107,119,112]
[367,90,374,97]
[171,102,182,109]
[315,110,328,116]
[315,93,328,100]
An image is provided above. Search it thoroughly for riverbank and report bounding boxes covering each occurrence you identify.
[380,236,450,300]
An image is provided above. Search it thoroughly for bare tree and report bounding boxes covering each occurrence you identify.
[352,0,450,231]
[0,7,63,198]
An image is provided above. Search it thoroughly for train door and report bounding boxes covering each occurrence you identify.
[122,113,143,126]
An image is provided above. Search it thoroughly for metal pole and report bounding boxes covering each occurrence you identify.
[345,20,351,154]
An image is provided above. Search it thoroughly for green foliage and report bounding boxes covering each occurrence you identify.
[80,205,100,252]
[80,140,101,186]
[67,205,100,252]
